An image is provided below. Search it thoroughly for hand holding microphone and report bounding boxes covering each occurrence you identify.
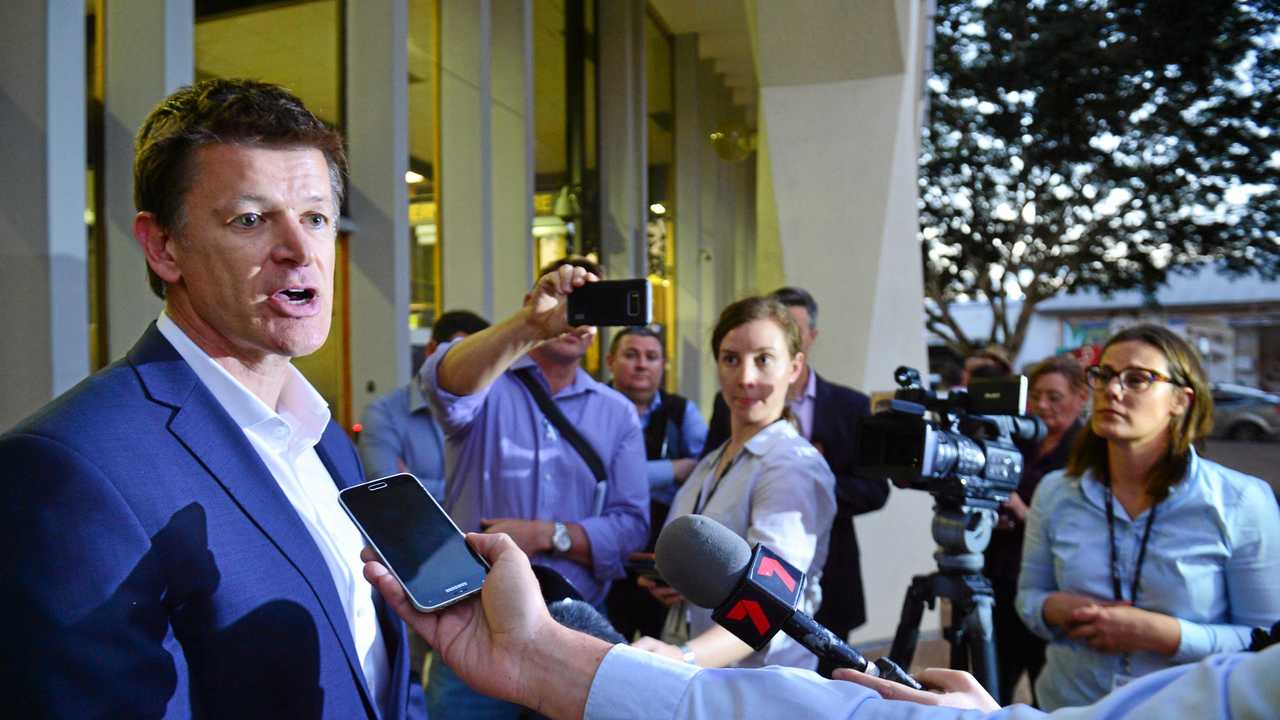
[655,514,923,690]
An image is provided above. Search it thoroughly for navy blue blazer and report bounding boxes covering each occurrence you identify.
[0,325,409,719]
[704,372,887,635]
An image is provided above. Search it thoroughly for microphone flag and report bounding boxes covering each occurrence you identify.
[710,543,804,651]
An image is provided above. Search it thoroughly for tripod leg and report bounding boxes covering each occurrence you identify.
[963,590,1001,701]
[889,576,931,670]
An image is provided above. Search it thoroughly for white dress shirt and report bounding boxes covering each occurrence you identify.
[157,313,389,709]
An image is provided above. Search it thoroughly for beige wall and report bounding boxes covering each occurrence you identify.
[752,0,936,645]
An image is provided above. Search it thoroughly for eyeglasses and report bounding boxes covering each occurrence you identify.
[1085,365,1182,393]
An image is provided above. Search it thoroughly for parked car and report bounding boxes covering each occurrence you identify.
[1210,383,1280,442]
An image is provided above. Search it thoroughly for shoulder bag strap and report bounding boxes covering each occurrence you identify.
[513,367,608,485]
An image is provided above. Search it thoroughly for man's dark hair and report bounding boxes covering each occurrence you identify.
[134,78,348,299]
[538,256,605,279]
[608,326,664,357]
[430,310,490,345]
[770,286,818,329]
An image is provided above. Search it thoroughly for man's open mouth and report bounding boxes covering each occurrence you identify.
[277,288,317,304]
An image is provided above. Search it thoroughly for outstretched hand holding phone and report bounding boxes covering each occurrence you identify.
[363,533,611,720]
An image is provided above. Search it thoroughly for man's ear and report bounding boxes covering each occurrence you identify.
[134,212,182,285]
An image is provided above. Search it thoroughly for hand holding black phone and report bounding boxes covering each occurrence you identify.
[339,473,488,612]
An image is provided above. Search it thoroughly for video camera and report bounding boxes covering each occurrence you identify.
[856,366,1044,511]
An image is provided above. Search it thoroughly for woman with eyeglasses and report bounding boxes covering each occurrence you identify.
[983,355,1089,706]
[1015,324,1280,710]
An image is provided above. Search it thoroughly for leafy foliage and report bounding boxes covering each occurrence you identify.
[922,0,1279,356]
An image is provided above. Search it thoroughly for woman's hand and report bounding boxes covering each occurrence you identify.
[1042,591,1105,629]
[637,575,684,607]
[1001,492,1030,525]
[1066,603,1182,655]
[833,667,1000,712]
[632,636,686,662]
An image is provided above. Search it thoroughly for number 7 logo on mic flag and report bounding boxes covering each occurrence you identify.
[711,544,807,650]
[756,556,796,592]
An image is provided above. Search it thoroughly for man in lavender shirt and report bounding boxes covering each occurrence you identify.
[419,258,648,719]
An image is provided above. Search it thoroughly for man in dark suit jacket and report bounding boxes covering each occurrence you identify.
[0,79,409,718]
[704,287,888,676]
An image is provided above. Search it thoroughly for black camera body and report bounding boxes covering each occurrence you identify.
[857,367,1044,511]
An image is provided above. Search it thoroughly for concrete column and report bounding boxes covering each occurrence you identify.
[488,0,534,312]
[345,0,411,422]
[0,0,89,428]
[596,0,646,279]
[439,0,533,321]
[439,0,494,318]
[750,0,935,645]
[672,38,756,410]
[672,34,709,407]
[102,0,193,360]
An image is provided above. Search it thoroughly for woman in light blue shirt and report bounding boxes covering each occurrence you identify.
[1017,323,1280,710]
[632,296,836,670]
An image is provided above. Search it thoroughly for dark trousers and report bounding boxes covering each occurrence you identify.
[604,500,671,640]
[992,577,1045,707]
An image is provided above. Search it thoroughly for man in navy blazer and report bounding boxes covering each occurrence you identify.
[0,79,408,718]
[703,287,888,675]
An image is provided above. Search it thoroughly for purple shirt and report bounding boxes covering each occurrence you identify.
[422,341,649,604]
[788,367,818,440]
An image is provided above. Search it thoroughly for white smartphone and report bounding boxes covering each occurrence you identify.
[339,473,488,612]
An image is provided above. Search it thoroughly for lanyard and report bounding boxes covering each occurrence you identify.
[693,444,746,514]
[1104,483,1158,605]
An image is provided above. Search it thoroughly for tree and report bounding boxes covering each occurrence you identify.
[921,0,1280,359]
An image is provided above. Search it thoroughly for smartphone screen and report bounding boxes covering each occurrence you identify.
[566,279,652,326]
[339,474,487,611]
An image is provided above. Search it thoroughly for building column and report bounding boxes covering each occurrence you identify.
[0,0,89,428]
[750,0,934,644]
[439,0,532,321]
[489,0,534,311]
[345,0,411,423]
[671,36,754,410]
[596,0,647,279]
[102,0,193,360]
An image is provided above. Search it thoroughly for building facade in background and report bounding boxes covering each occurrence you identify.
[4,0,934,646]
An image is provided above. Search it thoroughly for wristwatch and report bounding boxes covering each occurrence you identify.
[551,521,572,554]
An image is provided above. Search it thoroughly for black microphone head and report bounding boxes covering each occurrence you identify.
[655,514,752,608]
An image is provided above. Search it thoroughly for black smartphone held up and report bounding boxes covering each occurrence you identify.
[567,279,652,327]
[339,473,488,612]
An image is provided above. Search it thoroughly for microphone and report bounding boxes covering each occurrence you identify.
[656,514,922,689]
[548,598,627,645]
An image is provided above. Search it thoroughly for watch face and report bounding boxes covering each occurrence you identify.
[553,523,571,553]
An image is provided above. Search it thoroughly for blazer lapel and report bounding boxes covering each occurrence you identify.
[130,324,378,717]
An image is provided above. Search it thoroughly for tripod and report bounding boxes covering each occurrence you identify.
[888,504,1001,699]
